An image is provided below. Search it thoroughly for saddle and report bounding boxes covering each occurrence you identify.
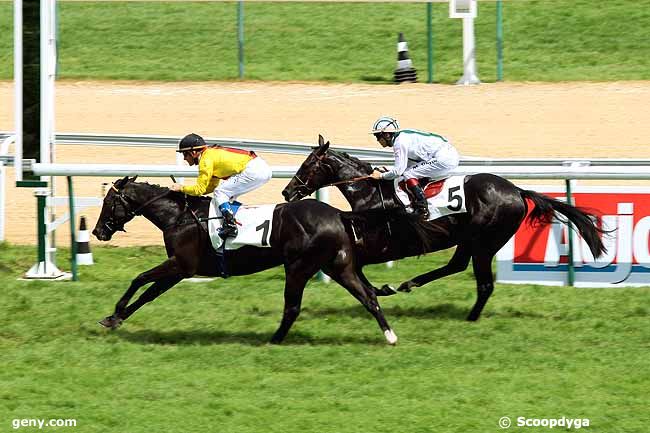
[398,177,448,200]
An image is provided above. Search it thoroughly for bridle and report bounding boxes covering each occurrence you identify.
[290,151,331,196]
[102,183,170,233]
[291,150,372,197]
[291,149,390,217]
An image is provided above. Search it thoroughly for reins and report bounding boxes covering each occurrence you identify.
[112,185,170,217]
[322,175,373,188]
[112,181,206,233]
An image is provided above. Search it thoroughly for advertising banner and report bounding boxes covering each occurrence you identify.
[496,186,650,287]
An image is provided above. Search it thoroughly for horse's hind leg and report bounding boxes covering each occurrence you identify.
[357,268,394,297]
[385,243,472,294]
[466,252,495,321]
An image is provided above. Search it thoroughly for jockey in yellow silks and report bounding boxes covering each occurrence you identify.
[171,133,272,239]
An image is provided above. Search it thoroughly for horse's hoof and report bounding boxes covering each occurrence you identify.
[383,329,398,345]
[375,285,398,297]
[269,333,284,345]
[98,315,123,330]
[397,281,415,293]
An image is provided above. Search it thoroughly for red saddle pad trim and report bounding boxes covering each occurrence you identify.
[398,178,447,200]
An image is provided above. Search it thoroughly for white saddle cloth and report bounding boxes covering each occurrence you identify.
[208,199,276,251]
[394,175,468,221]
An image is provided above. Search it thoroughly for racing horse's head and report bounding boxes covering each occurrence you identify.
[282,134,375,203]
[92,176,139,241]
[282,135,334,202]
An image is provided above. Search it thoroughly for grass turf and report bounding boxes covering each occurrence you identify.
[1,242,648,432]
[1,0,650,83]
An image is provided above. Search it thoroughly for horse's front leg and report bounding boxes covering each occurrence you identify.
[117,276,184,323]
[270,260,320,344]
[99,257,187,329]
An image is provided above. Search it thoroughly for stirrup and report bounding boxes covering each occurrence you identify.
[412,203,430,220]
[218,224,238,239]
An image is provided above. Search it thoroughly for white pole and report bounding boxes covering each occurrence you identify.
[456,16,480,85]
[42,0,58,265]
[41,0,56,168]
[14,0,23,182]
[0,161,5,241]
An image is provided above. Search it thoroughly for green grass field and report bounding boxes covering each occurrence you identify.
[1,242,649,432]
[1,0,650,83]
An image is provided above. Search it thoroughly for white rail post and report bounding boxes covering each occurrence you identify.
[315,187,331,283]
[0,161,4,241]
[175,145,186,184]
[1,135,16,242]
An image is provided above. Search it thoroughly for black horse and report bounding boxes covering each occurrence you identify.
[282,136,607,321]
[92,176,405,344]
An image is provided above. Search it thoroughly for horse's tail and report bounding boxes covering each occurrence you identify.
[518,188,607,258]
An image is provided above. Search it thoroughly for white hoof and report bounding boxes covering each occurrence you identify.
[384,329,398,345]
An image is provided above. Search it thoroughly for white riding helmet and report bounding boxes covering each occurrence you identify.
[370,116,400,134]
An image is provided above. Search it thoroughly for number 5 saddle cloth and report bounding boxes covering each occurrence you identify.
[394,175,468,221]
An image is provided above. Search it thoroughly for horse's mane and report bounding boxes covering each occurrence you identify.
[330,150,373,174]
[132,181,211,209]
[133,181,169,195]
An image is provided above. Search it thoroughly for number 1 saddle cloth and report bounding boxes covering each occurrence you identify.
[208,199,276,251]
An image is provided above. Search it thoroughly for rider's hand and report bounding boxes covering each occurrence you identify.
[170,183,184,192]
[370,170,383,180]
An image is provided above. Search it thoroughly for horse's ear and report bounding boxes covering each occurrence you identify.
[115,176,129,188]
[316,135,330,155]
[130,175,138,183]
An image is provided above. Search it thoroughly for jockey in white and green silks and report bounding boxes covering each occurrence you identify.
[370,116,460,219]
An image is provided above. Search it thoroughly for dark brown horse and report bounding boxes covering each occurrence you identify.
[92,176,405,344]
[282,136,607,321]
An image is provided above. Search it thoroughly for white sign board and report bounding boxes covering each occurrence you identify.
[450,0,477,18]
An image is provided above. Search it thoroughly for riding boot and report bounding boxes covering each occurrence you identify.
[406,181,430,220]
[218,203,239,239]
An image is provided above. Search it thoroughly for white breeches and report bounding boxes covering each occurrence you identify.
[402,144,460,181]
[213,157,272,205]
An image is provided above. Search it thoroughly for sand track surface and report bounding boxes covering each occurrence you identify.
[1,80,649,246]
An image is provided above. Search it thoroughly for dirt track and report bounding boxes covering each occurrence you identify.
[1,80,649,247]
